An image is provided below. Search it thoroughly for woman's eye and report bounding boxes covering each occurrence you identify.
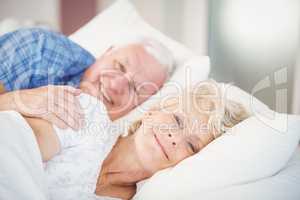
[129,80,139,94]
[188,141,197,153]
[173,114,183,129]
[133,84,138,93]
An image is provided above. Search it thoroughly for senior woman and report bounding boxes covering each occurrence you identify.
[25,80,249,200]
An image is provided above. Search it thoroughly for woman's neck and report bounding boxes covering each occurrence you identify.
[101,135,150,184]
[96,135,150,198]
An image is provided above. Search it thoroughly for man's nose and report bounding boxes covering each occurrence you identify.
[109,75,129,94]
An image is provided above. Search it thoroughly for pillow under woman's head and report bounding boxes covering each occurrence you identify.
[133,85,300,200]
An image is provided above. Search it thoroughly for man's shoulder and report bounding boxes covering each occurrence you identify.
[0,28,91,54]
[0,28,95,90]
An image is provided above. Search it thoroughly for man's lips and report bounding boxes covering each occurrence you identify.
[154,134,169,160]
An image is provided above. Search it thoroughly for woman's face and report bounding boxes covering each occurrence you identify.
[132,104,214,175]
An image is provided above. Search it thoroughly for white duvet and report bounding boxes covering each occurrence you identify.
[0,111,47,200]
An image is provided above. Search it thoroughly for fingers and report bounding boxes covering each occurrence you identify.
[62,91,85,117]
[47,85,85,130]
[54,91,85,131]
[53,104,78,130]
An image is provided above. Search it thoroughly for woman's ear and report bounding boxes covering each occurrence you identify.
[127,120,142,135]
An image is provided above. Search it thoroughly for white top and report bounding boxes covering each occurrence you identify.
[44,94,121,200]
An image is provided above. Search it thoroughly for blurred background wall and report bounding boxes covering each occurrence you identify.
[0,0,60,32]
[0,0,299,113]
[209,0,299,113]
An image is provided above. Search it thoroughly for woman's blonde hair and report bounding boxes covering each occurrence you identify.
[127,80,250,138]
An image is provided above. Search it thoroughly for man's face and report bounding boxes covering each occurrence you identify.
[80,44,167,120]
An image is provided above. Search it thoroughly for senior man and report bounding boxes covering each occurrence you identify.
[0,28,173,130]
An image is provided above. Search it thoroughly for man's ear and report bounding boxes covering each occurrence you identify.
[103,45,114,55]
[95,46,114,62]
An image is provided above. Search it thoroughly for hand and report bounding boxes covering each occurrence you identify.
[10,85,85,130]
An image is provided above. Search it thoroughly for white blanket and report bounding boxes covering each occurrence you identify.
[0,111,47,200]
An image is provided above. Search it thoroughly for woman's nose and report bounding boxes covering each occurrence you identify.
[163,132,181,149]
[168,134,177,147]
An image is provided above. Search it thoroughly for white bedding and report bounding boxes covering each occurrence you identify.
[0,0,299,199]
[0,111,47,200]
[0,110,300,200]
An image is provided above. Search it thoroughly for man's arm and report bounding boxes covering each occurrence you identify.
[0,85,85,130]
[0,88,16,111]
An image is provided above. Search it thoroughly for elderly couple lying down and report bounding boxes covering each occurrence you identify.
[0,29,249,200]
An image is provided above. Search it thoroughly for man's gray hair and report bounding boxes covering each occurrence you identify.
[111,35,174,77]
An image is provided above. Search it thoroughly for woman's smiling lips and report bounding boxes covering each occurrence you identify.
[154,134,169,160]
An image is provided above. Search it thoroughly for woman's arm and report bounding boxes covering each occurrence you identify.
[24,117,61,161]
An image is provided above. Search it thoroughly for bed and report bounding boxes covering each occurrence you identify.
[0,0,299,199]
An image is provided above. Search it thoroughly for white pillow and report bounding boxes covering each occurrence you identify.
[222,83,270,115]
[134,111,300,200]
[68,0,210,126]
